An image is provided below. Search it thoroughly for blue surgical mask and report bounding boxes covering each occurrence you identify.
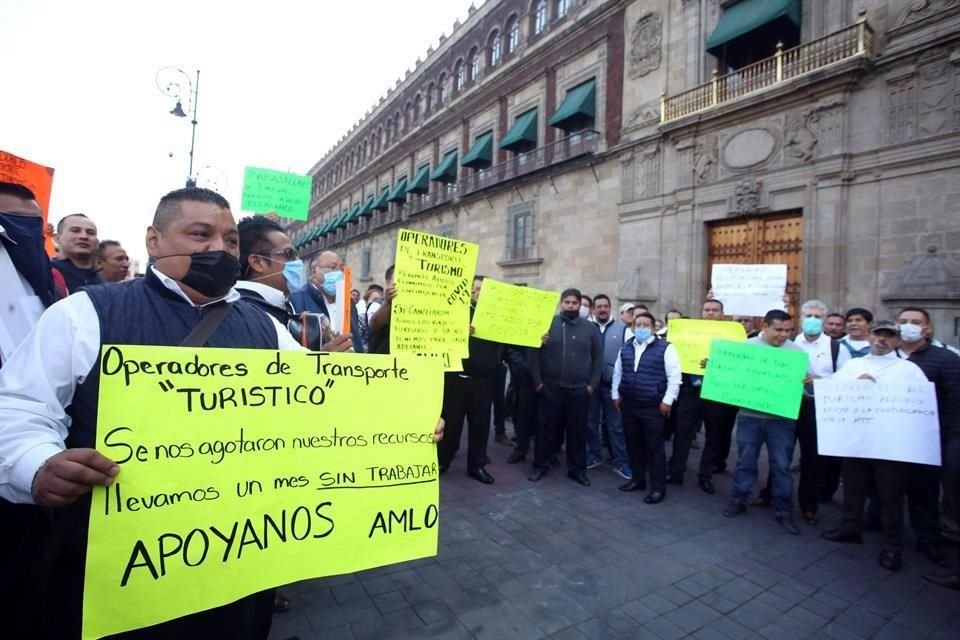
[282,259,304,292]
[802,316,823,336]
[322,270,343,296]
[634,327,652,342]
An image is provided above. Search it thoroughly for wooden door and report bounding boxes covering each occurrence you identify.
[707,212,803,319]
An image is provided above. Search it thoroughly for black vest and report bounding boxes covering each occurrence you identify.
[66,270,279,448]
[618,337,668,407]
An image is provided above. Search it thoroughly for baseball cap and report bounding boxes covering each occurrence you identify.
[619,303,635,314]
[871,320,900,335]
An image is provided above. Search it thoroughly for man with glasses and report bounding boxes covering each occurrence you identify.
[289,250,364,352]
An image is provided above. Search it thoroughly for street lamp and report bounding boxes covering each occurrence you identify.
[156,67,200,187]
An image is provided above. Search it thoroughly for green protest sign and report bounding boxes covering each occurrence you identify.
[241,167,311,220]
[700,339,807,419]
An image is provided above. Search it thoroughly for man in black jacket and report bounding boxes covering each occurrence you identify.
[528,288,603,486]
[505,345,537,464]
[895,307,960,573]
[289,251,364,352]
[51,213,105,292]
[437,276,501,484]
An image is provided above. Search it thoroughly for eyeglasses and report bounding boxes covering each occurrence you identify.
[257,248,299,262]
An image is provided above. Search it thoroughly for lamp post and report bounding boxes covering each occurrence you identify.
[156,67,200,187]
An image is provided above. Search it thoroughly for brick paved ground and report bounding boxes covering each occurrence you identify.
[268,428,960,640]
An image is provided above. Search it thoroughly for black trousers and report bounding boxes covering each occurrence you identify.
[817,455,843,503]
[839,458,907,552]
[944,436,960,577]
[669,384,702,480]
[493,364,507,435]
[697,400,739,480]
[534,383,588,474]
[623,404,667,492]
[795,396,821,513]
[0,499,48,636]
[438,373,493,472]
[509,370,537,455]
[905,462,945,546]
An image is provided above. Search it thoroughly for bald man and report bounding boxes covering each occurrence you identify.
[289,250,364,352]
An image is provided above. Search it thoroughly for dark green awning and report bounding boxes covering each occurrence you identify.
[318,219,333,237]
[372,186,390,210]
[499,108,538,152]
[346,203,362,225]
[387,178,408,203]
[430,150,458,183]
[549,79,596,131]
[461,131,493,169]
[330,210,349,232]
[358,195,375,218]
[706,0,800,55]
[406,164,431,194]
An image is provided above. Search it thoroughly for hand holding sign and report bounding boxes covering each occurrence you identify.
[240,167,311,220]
[471,279,559,347]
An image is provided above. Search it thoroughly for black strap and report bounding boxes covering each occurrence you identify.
[179,302,233,347]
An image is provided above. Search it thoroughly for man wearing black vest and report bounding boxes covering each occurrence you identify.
[0,188,311,639]
[51,213,105,292]
[612,312,681,504]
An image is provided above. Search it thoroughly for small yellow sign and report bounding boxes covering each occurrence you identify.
[666,319,747,374]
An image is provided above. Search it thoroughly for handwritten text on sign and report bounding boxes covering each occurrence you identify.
[83,347,443,640]
[711,264,787,317]
[814,379,941,465]
[240,166,312,220]
[391,229,478,367]
[0,149,56,255]
[471,279,559,348]
[666,319,747,375]
[700,340,808,419]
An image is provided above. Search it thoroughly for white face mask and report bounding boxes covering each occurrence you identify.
[899,323,924,343]
[579,306,590,319]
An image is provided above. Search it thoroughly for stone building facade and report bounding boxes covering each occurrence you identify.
[289,0,960,344]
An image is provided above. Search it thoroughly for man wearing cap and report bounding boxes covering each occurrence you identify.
[822,321,930,571]
[619,303,635,340]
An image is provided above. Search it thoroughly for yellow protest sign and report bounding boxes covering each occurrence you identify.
[82,346,443,640]
[667,319,747,374]
[391,229,478,369]
[471,279,559,347]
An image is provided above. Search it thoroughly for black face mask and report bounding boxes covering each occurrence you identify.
[158,250,240,298]
[561,308,580,320]
[0,212,58,307]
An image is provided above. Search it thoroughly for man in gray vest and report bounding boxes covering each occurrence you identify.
[587,294,631,479]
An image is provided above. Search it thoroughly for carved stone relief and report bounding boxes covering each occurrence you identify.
[892,0,960,31]
[624,101,660,130]
[783,110,819,163]
[620,152,635,202]
[636,144,662,200]
[693,137,718,185]
[887,76,917,144]
[816,99,845,156]
[629,13,662,79]
[730,178,762,217]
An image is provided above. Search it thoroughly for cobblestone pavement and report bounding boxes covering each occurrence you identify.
[269,429,960,640]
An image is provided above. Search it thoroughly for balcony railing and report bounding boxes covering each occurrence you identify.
[408,184,457,216]
[462,129,599,194]
[661,14,874,123]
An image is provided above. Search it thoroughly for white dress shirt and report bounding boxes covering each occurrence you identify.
[835,337,870,371]
[610,336,682,404]
[793,331,836,379]
[0,267,301,503]
[0,229,45,363]
[834,351,928,384]
[234,279,290,312]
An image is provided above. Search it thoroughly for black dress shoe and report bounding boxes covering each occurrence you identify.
[528,467,547,482]
[821,529,863,544]
[722,501,746,518]
[917,543,951,568]
[878,550,902,572]
[506,450,526,464]
[698,478,715,495]
[666,474,683,486]
[468,467,495,484]
[644,491,666,504]
[618,480,646,492]
[922,572,960,590]
[568,471,591,487]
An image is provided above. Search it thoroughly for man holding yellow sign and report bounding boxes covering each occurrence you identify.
[0,188,444,640]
